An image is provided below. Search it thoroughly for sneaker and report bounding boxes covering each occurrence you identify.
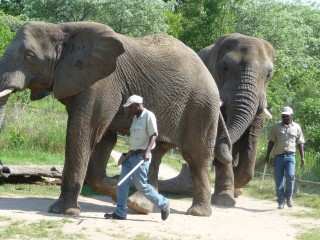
[161,201,170,221]
[277,203,285,209]
[287,198,293,208]
[104,212,126,220]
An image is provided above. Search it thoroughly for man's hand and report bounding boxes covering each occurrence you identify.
[144,150,151,162]
[264,155,270,164]
[300,158,305,168]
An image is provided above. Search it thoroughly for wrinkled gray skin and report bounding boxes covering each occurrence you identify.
[198,33,275,206]
[159,33,275,207]
[0,21,221,216]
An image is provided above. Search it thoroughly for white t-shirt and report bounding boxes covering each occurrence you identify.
[129,108,158,151]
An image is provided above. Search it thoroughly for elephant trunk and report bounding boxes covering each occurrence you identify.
[215,72,260,164]
[0,95,9,133]
[226,85,259,143]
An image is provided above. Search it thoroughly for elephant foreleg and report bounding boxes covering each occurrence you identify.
[212,160,236,207]
[127,142,169,214]
[85,130,118,201]
[48,123,96,215]
[234,115,264,189]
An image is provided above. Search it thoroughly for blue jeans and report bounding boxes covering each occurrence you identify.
[274,154,296,204]
[114,153,168,219]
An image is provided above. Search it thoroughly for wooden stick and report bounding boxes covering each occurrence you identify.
[260,163,268,190]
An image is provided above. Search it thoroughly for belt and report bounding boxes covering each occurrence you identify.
[129,149,145,155]
[279,151,294,156]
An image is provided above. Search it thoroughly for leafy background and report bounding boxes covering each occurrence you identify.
[0,0,319,181]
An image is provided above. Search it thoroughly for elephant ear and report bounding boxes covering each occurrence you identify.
[207,34,231,88]
[53,23,125,99]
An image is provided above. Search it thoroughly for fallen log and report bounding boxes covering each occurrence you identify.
[0,165,63,179]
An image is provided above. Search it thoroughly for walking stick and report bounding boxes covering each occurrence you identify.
[260,162,268,190]
[117,159,144,187]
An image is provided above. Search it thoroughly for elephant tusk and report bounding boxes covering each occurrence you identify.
[220,100,224,107]
[0,88,14,98]
[262,108,272,119]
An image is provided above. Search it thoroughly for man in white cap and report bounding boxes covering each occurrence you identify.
[104,95,170,220]
[264,106,305,209]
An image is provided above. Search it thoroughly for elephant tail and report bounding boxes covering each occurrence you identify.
[219,111,232,149]
[214,111,233,165]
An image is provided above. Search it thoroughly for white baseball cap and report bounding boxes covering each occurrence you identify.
[281,106,293,115]
[123,95,143,107]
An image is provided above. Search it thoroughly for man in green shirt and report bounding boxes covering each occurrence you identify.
[265,106,305,209]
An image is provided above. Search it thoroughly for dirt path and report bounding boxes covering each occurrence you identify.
[0,151,319,239]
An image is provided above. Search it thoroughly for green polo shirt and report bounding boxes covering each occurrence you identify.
[268,121,305,156]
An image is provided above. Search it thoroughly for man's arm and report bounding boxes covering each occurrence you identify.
[297,143,305,167]
[144,133,157,161]
[264,141,275,163]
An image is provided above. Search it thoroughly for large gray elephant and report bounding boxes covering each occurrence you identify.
[158,33,275,207]
[0,21,222,216]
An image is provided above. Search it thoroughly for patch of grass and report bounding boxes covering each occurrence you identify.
[289,209,320,219]
[0,149,64,165]
[0,181,60,197]
[0,219,84,240]
[0,216,11,221]
[297,228,320,240]
[0,96,67,155]
[162,150,185,172]
[243,175,320,211]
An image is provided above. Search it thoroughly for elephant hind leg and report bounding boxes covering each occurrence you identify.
[183,158,212,217]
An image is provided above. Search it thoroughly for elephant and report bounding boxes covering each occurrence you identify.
[0,21,223,216]
[158,33,275,207]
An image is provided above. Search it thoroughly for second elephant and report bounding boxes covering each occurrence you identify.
[159,33,275,207]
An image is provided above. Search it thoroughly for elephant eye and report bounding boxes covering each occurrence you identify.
[25,53,35,62]
[25,55,32,62]
[267,69,273,79]
[222,62,228,72]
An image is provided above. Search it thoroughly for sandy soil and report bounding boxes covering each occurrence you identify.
[1,152,319,240]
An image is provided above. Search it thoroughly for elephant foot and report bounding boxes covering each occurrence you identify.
[48,198,80,215]
[127,191,154,214]
[186,203,212,216]
[158,164,193,193]
[234,188,243,198]
[211,192,236,207]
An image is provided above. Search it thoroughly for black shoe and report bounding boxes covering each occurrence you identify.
[277,203,285,209]
[287,198,293,208]
[104,212,126,220]
[161,201,170,221]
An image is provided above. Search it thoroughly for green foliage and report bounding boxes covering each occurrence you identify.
[0,11,20,55]
[169,0,244,51]
[93,0,174,36]
[233,0,320,180]
[0,0,173,36]
[0,95,67,154]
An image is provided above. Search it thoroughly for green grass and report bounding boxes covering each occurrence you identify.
[0,218,84,240]
[297,228,320,240]
[243,175,320,219]
[0,149,64,165]
[0,181,60,197]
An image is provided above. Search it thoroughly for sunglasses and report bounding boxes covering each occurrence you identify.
[282,115,291,118]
